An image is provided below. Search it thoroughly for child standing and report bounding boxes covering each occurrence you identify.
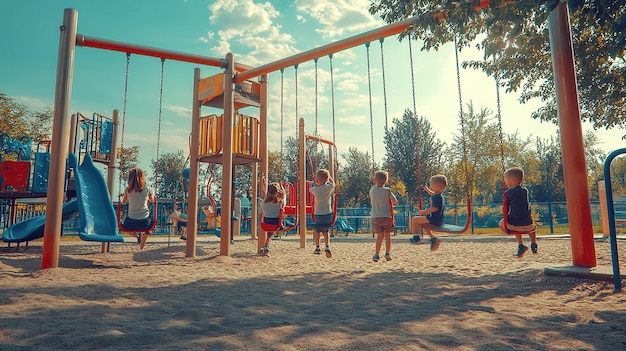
[499,167,537,257]
[411,174,447,251]
[121,168,156,250]
[258,181,286,255]
[309,169,335,258]
[370,170,399,262]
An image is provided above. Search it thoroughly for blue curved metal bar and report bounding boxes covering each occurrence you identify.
[603,148,625,293]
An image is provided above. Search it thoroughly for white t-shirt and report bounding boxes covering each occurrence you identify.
[125,185,154,220]
[309,182,335,215]
[369,186,395,218]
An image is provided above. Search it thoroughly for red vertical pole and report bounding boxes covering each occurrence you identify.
[548,2,596,267]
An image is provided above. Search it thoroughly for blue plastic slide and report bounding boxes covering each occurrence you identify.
[69,153,124,242]
[2,200,79,243]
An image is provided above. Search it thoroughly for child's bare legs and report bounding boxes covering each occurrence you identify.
[384,231,392,260]
[313,231,321,254]
[374,232,383,258]
[139,231,150,250]
[322,231,331,258]
[413,216,441,251]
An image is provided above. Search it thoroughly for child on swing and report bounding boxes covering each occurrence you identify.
[499,167,537,257]
[411,174,446,251]
[258,179,286,254]
[121,168,155,250]
[370,170,398,262]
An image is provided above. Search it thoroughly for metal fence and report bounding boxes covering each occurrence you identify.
[0,199,622,237]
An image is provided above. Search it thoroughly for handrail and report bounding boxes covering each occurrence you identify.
[602,148,624,293]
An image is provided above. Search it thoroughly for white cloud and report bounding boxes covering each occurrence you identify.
[204,0,300,66]
[164,104,191,118]
[295,0,381,38]
[15,96,50,110]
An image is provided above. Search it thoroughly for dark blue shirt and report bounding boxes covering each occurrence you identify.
[427,193,445,226]
[505,185,533,226]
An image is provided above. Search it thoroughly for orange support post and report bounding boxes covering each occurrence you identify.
[548,3,596,267]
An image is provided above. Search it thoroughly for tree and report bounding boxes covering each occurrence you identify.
[369,1,626,130]
[385,109,445,208]
[117,146,140,187]
[338,147,372,207]
[151,150,187,200]
[0,92,53,158]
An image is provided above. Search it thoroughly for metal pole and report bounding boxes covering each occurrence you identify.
[257,74,269,250]
[548,2,596,267]
[602,148,623,293]
[187,68,202,257]
[76,34,252,72]
[220,53,235,256]
[299,118,306,248]
[42,8,77,269]
[545,153,554,234]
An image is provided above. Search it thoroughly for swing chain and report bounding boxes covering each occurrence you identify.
[408,36,422,210]
[118,52,131,196]
[366,42,376,174]
[454,37,472,202]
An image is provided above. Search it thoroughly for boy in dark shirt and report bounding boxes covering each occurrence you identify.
[499,167,537,257]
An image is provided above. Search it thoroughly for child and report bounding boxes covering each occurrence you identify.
[258,181,286,254]
[369,170,398,262]
[121,168,155,250]
[168,203,188,240]
[499,167,537,257]
[411,174,447,251]
[309,168,335,258]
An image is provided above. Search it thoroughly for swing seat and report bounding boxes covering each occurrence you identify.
[431,223,468,234]
[260,222,283,232]
[506,227,536,235]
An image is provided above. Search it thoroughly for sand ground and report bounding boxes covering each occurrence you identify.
[0,233,625,351]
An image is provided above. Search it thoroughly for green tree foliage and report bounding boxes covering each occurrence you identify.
[117,146,140,187]
[151,149,187,200]
[384,109,445,208]
[369,1,626,130]
[0,92,53,158]
[338,147,373,207]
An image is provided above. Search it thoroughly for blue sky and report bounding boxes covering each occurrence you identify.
[2,0,624,189]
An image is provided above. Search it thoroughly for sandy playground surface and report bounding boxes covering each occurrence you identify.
[0,233,625,351]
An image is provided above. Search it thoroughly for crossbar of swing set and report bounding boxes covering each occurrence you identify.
[306,135,333,145]
[75,35,253,72]
[235,16,420,83]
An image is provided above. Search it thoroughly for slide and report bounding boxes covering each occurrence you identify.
[69,153,124,242]
[2,200,79,243]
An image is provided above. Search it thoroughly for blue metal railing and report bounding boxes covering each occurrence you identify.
[603,148,624,293]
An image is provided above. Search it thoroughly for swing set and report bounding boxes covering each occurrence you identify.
[44,6,604,292]
[115,54,163,238]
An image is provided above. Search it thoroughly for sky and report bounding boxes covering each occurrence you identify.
[2,0,625,193]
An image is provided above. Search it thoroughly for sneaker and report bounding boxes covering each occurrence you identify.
[373,254,380,262]
[263,244,269,252]
[531,242,538,254]
[137,234,141,243]
[180,235,187,241]
[385,253,392,261]
[325,247,332,258]
[517,244,529,258]
[409,235,421,244]
[430,237,442,251]
[314,247,321,255]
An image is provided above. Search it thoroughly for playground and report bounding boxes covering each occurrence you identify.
[1,3,626,349]
[0,235,625,350]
